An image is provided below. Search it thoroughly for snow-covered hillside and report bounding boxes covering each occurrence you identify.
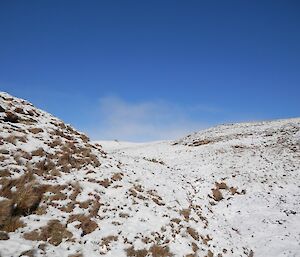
[0,92,299,257]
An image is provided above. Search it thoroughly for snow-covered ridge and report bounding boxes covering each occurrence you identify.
[175,117,300,147]
[0,92,299,257]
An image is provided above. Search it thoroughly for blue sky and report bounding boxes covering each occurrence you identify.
[1,1,299,141]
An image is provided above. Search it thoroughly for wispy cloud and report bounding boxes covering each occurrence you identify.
[86,96,224,142]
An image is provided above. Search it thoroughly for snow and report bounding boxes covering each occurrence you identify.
[0,92,300,257]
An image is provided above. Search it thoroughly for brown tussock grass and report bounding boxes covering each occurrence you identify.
[12,183,45,216]
[205,250,214,257]
[215,182,228,190]
[68,214,98,236]
[0,173,46,231]
[212,188,223,201]
[149,245,173,257]
[1,215,25,232]
[100,235,118,252]
[0,169,11,177]
[31,148,45,156]
[24,219,73,246]
[4,112,19,123]
[126,246,148,257]
[111,172,123,181]
[180,208,191,221]
[0,199,14,226]
[187,227,199,241]
[28,128,43,134]
[99,178,112,188]
[201,234,212,245]
[89,196,101,217]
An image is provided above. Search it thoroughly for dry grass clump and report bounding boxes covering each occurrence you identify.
[51,129,72,141]
[19,150,32,160]
[0,199,25,232]
[212,188,223,201]
[201,234,212,245]
[1,216,25,232]
[230,187,238,195]
[205,250,214,257]
[68,214,98,236]
[0,172,35,198]
[59,202,76,213]
[170,218,181,224]
[152,197,165,206]
[149,245,173,257]
[180,208,191,221]
[31,148,45,157]
[0,169,11,177]
[78,199,91,209]
[0,199,14,226]
[147,190,165,206]
[111,172,124,181]
[28,128,43,134]
[4,112,19,123]
[12,184,45,216]
[80,134,90,143]
[5,135,17,145]
[211,181,246,202]
[69,182,82,201]
[14,107,25,114]
[126,246,148,257]
[5,135,27,144]
[35,206,47,215]
[191,242,199,254]
[99,178,112,188]
[100,235,118,252]
[143,157,165,165]
[186,227,199,241]
[34,159,56,176]
[89,196,102,217]
[189,139,212,146]
[24,219,73,246]
[215,181,228,190]
[53,141,101,171]
[0,173,46,232]
[48,138,62,148]
[26,109,37,117]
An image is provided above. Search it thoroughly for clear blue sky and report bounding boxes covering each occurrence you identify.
[1,1,299,141]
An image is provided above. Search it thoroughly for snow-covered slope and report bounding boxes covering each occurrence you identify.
[0,92,299,257]
[98,118,300,257]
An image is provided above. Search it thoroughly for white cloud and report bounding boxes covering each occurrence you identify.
[87,96,219,142]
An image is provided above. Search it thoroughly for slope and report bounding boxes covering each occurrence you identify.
[0,92,299,257]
